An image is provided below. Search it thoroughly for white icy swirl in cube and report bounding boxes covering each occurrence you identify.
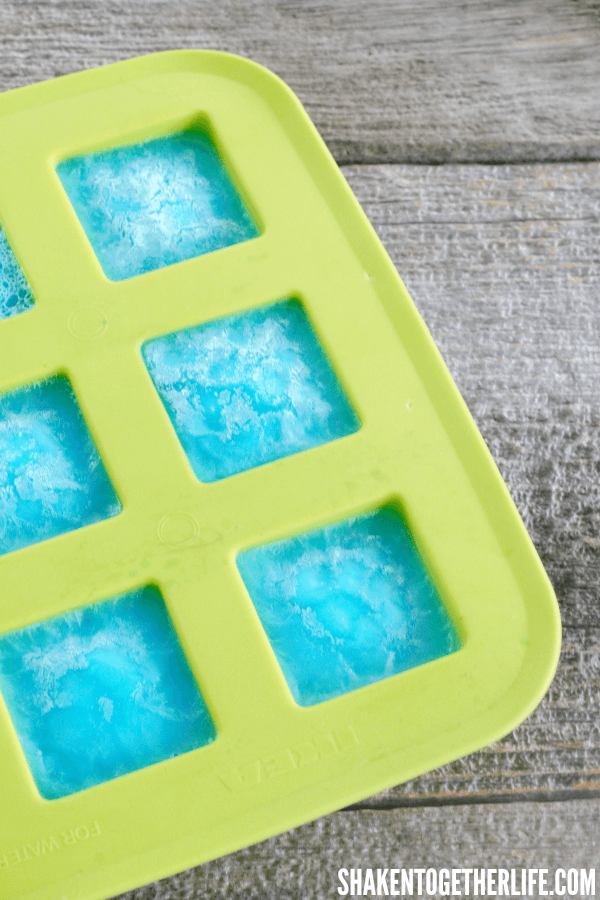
[143,300,360,481]
[0,225,34,320]
[237,508,461,705]
[57,130,259,280]
[0,587,216,798]
[0,376,120,555]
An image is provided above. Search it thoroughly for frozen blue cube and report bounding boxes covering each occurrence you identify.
[237,507,462,705]
[142,299,360,481]
[0,225,34,320]
[0,585,216,798]
[57,129,259,281]
[0,375,121,555]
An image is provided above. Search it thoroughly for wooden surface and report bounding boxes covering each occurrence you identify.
[345,162,600,806]
[2,0,600,165]
[0,2,599,897]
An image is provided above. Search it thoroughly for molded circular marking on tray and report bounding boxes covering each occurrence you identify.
[158,512,199,547]
[68,308,108,339]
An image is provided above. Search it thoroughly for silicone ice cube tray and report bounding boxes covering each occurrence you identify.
[0,51,560,900]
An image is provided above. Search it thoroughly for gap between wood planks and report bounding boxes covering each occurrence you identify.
[346,786,600,810]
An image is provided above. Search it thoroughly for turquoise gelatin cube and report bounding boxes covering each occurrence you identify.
[57,129,259,281]
[237,507,462,705]
[0,224,34,320]
[0,586,216,799]
[142,299,360,481]
[0,375,121,556]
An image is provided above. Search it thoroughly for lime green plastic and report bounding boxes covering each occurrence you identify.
[0,51,561,900]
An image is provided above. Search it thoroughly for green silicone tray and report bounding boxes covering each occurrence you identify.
[0,51,561,900]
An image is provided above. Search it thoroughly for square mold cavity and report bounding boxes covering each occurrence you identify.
[0,52,560,900]
[57,126,259,281]
[142,298,360,481]
[0,224,34,320]
[237,506,461,706]
[0,375,121,556]
[0,584,216,799]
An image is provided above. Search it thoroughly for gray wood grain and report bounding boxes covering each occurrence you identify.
[342,162,600,630]
[1,1,600,164]
[112,800,600,899]
[338,161,600,804]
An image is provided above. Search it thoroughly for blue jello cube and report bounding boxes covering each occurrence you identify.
[57,129,259,280]
[237,507,461,705]
[0,585,216,799]
[142,299,360,481]
[0,225,34,320]
[0,375,121,556]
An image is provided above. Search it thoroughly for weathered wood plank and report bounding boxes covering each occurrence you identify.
[342,162,600,629]
[334,161,600,805]
[1,1,600,164]
[112,800,600,899]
